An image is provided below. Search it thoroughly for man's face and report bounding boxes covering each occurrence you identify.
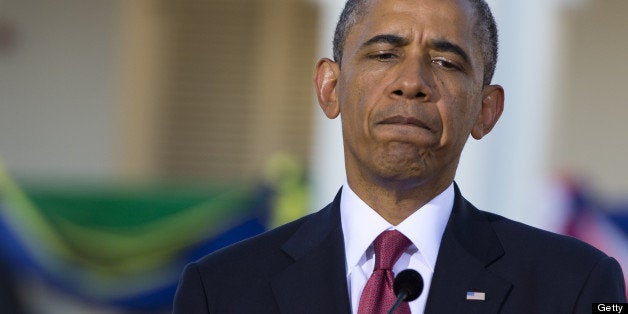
[315,0,503,191]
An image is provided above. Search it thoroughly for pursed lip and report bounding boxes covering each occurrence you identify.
[377,115,432,131]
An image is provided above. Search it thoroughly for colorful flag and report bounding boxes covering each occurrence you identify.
[0,159,270,312]
[560,179,628,300]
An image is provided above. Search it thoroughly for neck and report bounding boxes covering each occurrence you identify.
[347,176,452,226]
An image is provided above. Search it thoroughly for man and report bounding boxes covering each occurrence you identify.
[173,0,626,313]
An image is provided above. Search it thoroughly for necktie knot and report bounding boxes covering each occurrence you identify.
[373,230,411,271]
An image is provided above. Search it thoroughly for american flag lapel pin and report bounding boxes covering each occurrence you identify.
[466,291,486,301]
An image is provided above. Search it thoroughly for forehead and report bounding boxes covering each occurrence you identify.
[347,0,479,53]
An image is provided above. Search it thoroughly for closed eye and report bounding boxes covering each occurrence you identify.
[432,57,461,71]
[370,52,398,61]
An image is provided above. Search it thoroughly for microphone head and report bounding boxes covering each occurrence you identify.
[393,269,424,302]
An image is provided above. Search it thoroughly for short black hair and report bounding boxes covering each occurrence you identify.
[332,0,499,85]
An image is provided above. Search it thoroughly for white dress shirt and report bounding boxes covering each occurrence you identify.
[340,181,454,314]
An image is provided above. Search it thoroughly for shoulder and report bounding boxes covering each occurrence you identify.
[173,197,345,312]
[476,208,626,304]
[173,211,320,313]
[194,191,342,272]
[194,211,314,273]
[450,191,608,269]
[481,208,625,296]
[481,209,606,263]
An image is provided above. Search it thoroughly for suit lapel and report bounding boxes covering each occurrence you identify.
[425,185,513,314]
[271,191,351,313]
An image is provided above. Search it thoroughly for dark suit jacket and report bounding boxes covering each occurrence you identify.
[173,186,626,313]
[0,258,25,314]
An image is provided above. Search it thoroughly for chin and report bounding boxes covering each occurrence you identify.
[373,154,428,182]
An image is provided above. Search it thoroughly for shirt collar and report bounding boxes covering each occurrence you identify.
[340,181,454,273]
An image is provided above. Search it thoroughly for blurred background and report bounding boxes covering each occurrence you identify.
[1,0,627,312]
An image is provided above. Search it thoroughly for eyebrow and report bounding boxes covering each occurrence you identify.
[428,39,470,65]
[361,34,409,49]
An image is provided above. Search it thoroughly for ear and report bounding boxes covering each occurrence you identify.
[471,84,504,140]
[314,58,341,119]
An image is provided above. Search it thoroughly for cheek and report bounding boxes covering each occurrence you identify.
[342,76,378,130]
[338,84,369,142]
[437,90,479,146]
[440,74,479,111]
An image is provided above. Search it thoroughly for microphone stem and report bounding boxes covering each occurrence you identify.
[388,291,408,314]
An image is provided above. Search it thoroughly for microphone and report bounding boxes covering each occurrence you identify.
[388,269,423,314]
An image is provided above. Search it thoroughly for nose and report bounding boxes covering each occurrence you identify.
[388,58,431,100]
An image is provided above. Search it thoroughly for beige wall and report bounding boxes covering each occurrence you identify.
[0,0,121,177]
[552,1,628,200]
[1,0,318,183]
[118,0,319,181]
